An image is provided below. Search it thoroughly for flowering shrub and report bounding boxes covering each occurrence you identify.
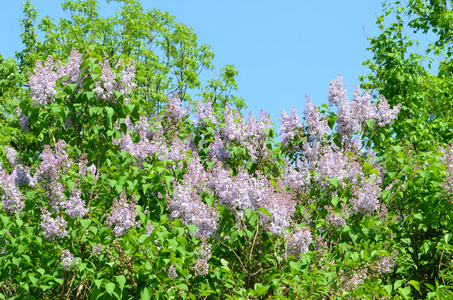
[0,41,452,300]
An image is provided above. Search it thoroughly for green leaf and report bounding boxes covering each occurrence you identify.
[328,177,339,187]
[105,282,115,295]
[115,275,126,291]
[80,219,92,231]
[141,287,152,300]
[408,280,420,292]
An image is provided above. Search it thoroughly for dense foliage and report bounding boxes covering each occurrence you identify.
[1,0,453,299]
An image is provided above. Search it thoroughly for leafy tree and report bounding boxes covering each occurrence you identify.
[15,0,245,114]
[361,0,453,297]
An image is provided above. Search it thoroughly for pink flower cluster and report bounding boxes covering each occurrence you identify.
[328,74,401,144]
[106,191,140,237]
[40,208,68,240]
[168,156,219,239]
[29,56,59,107]
[61,249,78,270]
[207,164,296,236]
[0,164,25,214]
[93,58,137,103]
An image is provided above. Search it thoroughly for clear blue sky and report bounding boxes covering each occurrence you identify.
[0,0,426,125]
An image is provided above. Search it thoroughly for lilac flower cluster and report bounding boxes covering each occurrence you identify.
[167,264,178,278]
[29,56,59,107]
[351,176,381,215]
[167,155,219,239]
[341,270,366,292]
[164,95,189,126]
[93,58,137,103]
[57,48,83,89]
[324,205,347,228]
[32,140,72,187]
[40,208,68,240]
[168,184,219,239]
[4,146,19,166]
[375,250,398,274]
[207,164,296,236]
[304,96,329,141]
[286,227,313,257]
[194,99,217,125]
[194,259,209,276]
[279,106,302,145]
[10,164,31,188]
[116,116,191,166]
[282,160,311,196]
[106,191,140,237]
[145,222,154,237]
[65,180,89,218]
[0,165,25,214]
[16,107,29,132]
[208,132,230,163]
[440,142,453,195]
[328,74,401,144]
[61,249,78,270]
[92,243,102,256]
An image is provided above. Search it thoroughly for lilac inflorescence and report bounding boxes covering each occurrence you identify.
[29,56,59,107]
[279,106,302,145]
[194,99,217,125]
[61,249,78,270]
[65,180,89,218]
[167,264,178,278]
[0,165,25,214]
[208,132,230,163]
[4,146,19,166]
[286,227,312,257]
[40,208,68,240]
[92,243,102,256]
[164,95,188,125]
[168,184,219,239]
[106,191,140,237]
[304,95,329,141]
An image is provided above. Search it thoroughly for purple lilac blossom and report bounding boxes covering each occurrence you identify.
[279,106,302,145]
[57,48,83,89]
[286,227,312,257]
[351,175,381,215]
[194,259,209,276]
[16,107,29,132]
[222,105,246,145]
[145,222,154,237]
[29,56,59,107]
[304,95,329,141]
[194,99,217,125]
[10,165,31,188]
[0,166,25,214]
[376,95,402,127]
[325,205,347,228]
[375,250,398,274]
[167,264,178,278]
[92,244,102,255]
[441,142,453,194]
[106,191,140,237]
[47,181,66,211]
[61,249,78,270]
[328,73,348,107]
[208,132,230,163]
[164,95,188,125]
[342,271,366,292]
[65,181,89,218]
[168,184,219,239]
[4,146,19,166]
[40,208,68,240]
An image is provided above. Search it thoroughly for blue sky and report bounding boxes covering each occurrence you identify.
[0,0,429,126]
